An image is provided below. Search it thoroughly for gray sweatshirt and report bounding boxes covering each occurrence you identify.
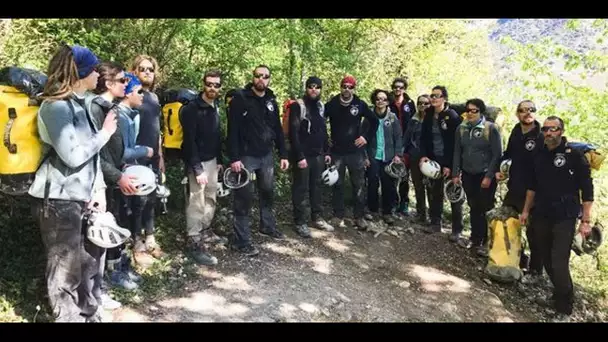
[452,117,502,179]
[28,92,109,202]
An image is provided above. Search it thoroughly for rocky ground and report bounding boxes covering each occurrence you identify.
[104,204,606,323]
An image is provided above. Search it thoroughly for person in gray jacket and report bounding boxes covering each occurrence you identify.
[28,44,117,322]
[362,89,404,225]
[451,98,502,256]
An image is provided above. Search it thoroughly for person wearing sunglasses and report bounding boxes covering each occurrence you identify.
[388,77,416,217]
[361,89,404,225]
[451,98,502,256]
[520,116,594,318]
[403,95,432,224]
[419,86,464,236]
[495,100,546,283]
[287,76,334,238]
[180,69,227,266]
[128,54,165,264]
[227,65,289,256]
[324,75,377,231]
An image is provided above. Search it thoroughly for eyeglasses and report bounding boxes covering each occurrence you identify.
[342,84,355,90]
[205,82,222,89]
[430,94,443,99]
[541,126,561,133]
[466,108,480,114]
[254,73,270,80]
[417,101,430,106]
[518,107,537,113]
[138,66,154,73]
[376,98,387,102]
[307,84,321,90]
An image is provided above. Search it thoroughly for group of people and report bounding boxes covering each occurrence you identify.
[27,42,594,323]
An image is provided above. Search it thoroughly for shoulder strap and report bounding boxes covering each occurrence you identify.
[483,120,492,142]
[296,99,307,120]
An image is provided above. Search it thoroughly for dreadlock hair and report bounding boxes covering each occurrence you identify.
[129,54,160,91]
[42,44,80,101]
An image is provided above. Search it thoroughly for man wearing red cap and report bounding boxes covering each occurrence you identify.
[325,75,378,230]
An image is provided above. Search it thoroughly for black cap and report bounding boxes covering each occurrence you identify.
[305,76,322,88]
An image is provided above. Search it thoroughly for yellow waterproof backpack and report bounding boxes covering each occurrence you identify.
[0,67,47,196]
[484,206,524,283]
[161,88,197,151]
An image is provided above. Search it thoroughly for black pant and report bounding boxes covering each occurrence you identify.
[33,199,101,322]
[233,153,277,248]
[105,188,129,262]
[533,216,576,314]
[397,170,410,210]
[332,152,366,219]
[462,172,497,246]
[128,192,156,238]
[367,158,397,214]
[292,154,324,225]
[410,156,431,218]
[429,178,464,233]
[505,190,544,274]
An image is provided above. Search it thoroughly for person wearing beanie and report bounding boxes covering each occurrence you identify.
[227,65,289,256]
[29,44,116,322]
[288,76,335,238]
[128,55,165,264]
[324,75,378,231]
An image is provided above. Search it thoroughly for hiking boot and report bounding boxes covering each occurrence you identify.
[201,229,229,245]
[231,244,260,257]
[100,292,121,310]
[120,254,143,283]
[330,217,347,229]
[109,270,139,291]
[416,214,428,225]
[364,213,374,221]
[383,215,395,225]
[314,219,334,232]
[187,235,218,266]
[476,245,489,257]
[294,224,312,238]
[145,234,165,259]
[457,239,472,249]
[260,229,285,239]
[355,218,368,231]
[448,232,461,243]
[521,273,544,286]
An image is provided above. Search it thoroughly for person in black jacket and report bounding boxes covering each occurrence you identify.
[227,65,289,256]
[181,69,226,266]
[388,77,416,216]
[496,100,545,281]
[419,86,464,237]
[521,116,594,317]
[325,75,377,230]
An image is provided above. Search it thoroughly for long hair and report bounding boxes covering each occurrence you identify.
[94,61,124,95]
[41,44,80,101]
[129,54,160,91]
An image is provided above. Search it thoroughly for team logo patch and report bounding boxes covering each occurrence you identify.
[554,154,566,168]
[350,105,359,116]
[473,129,483,138]
[441,121,448,130]
[242,111,248,117]
[525,139,536,151]
[384,120,391,127]
[266,102,274,112]
[404,105,410,112]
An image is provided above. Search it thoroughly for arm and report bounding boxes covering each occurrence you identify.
[273,99,288,159]
[181,104,204,176]
[100,143,122,185]
[288,102,305,162]
[393,115,403,157]
[217,115,224,165]
[360,101,377,143]
[40,100,110,169]
[577,151,594,221]
[451,126,462,177]
[123,145,150,163]
[486,124,503,179]
[227,93,244,163]
[361,118,373,159]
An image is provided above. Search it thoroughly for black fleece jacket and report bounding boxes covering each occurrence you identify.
[389,92,416,134]
[227,83,287,162]
[180,93,223,176]
[325,94,377,155]
[420,104,461,169]
[288,96,329,161]
[88,96,124,186]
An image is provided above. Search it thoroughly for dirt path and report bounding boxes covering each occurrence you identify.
[107,213,542,322]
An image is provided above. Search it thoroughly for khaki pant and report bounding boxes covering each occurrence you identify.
[186,159,218,236]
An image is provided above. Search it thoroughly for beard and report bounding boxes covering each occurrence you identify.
[340,90,352,100]
[544,135,560,146]
[254,81,267,91]
[205,89,218,100]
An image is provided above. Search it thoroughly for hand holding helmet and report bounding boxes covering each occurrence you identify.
[122,165,157,196]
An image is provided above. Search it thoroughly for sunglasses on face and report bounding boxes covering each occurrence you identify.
[417,101,430,106]
[430,94,443,99]
[392,85,404,90]
[205,82,222,89]
[341,85,355,90]
[466,108,480,114]
[116,77,130,84]
[254,73,270,80]
[138,66,154,73]
[376,97,388,102]
[307,84,321,90]
[518,107,537,113]
[541,126,561,133]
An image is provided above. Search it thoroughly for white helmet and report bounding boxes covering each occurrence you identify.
[224,167,255,189]
[123,165,157,196]
[217,181,231,197]
[500,159,512,180]
[420,159,442,179]
[384,160,407,178]
[84,210,131,248]
[321,165,339,186]
[444,179,465,203]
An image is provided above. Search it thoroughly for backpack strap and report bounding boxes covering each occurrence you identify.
[483,120,493,142]
[296,99,311,134]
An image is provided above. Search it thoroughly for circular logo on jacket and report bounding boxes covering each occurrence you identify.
[525,139,536,151]
[266,101,274,112]
[384,119,391,127]
[350,105,359,116]
[473,129,483,138]
[441,120,448,130]
[404,105,410,112]
[554,154,566,168]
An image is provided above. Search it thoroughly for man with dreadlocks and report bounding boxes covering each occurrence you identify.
[28,44,117,322]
